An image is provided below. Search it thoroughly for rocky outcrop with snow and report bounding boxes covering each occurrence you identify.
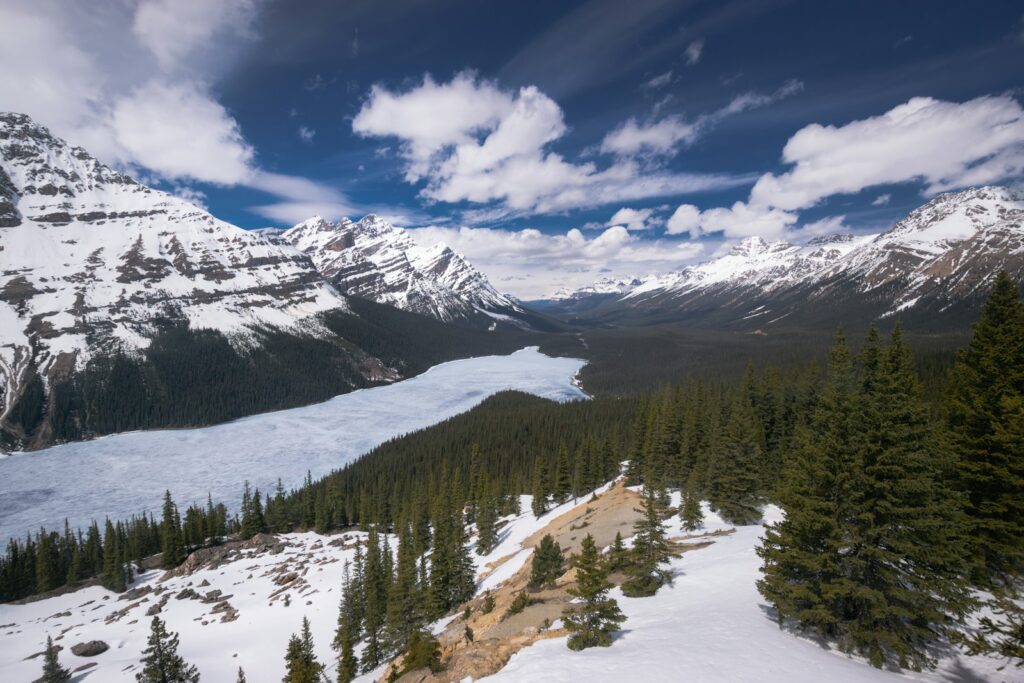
[0,112,348,437]
[283,214,520,322]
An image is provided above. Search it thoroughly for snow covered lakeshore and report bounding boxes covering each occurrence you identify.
[0,347,586,544]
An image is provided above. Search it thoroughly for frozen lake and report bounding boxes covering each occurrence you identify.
[0,347,586,543]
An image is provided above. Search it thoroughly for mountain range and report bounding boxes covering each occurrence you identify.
[541,185,1024,330]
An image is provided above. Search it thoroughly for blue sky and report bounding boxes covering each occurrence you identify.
[2,0,1024,296]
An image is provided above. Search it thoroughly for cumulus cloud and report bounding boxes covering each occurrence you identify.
[608,207,656,231]
[298,125,316,143]
[354,71,748,217]
[685,40,704,65]
[111,81,255,184]
[0,0,356,223]
[749,95,1024,211]
[666,204,701,235]
[408,224,706,299]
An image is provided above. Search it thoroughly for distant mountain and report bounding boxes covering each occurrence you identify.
[0,113,528,450]
[280,214,522,323]
[548,186,1024,330]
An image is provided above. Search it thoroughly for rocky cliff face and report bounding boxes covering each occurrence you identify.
[282,214,520,322]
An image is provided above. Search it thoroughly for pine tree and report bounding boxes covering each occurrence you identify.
[160,491,185,569]
[386,524,422,654]
[101,518,127,593]
[711,396,764,525]
[680,473,704,532]
[360,529,387,671]
[333,560,360,682]
[282,616,323,683]
[236,668,246,683]
[948,271,1024,582]
[605,531,629,572]
[475,481,499,556]
[553,442,573,503]
[530,458,548,518]
[563,534,625,650]
[529,534,564,589]
[136,616,200,683]
[621,488,676,597]
[41,634,71,683]
[958,583,1024,668]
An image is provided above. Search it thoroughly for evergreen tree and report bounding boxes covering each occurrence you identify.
[711,396,764,525]
[236,668,246,683]
[621,488,676,597]
[958,583,1024,668]
[333,560,360,682]
[386,524,422,654]
[475,482,499,556]
[948,271,1024,582]
[563,534,625,650]
[41,635,71,683]
[553,442,573,503]
[605,531,629,573]
[680,473,704,532]
[101,519,127,593]
[360,528,387,671]
[282,616,323,683]
[136,616,200,683]
[529,534,564,589]
[160,491,185,569]
[530,458,548,518]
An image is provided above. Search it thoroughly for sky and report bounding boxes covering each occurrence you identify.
[2,0,1024,299]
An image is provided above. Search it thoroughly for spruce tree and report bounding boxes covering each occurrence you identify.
[386,524,422,654]
[959,583,1024,668]
[41,634,71,683]
[680,473,704,532]
[333,560,360,682]
[563,534,625,650]
[136,616,200,683]
[529,534,564,589]
[530,458,548,518]
[711,396,764,525]
[236,668,246,683]
[160,491,185,569]
[948,271,1024,582]
[621,488,676,597]
[605,531,629,573]
[475,482,499,556]
[553,442,573,503]
[282,616,323,683]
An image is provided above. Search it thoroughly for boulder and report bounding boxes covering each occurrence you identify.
[71,640,109,657]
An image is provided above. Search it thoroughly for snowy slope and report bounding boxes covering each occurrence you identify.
[0,487,1007,683]
[0,113,347,429]
[283,214,520,322]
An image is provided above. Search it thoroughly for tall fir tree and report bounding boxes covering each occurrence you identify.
[333,559,360,682]
[621,488,676,597]
[160,491,185,569]
[136,616,200,683]
[680,472,704,532]
[41,634,71,683]
[947,271,1024,582]
[710,396,764,525]
[563,534,626,650]
[529,534,565,589]
[282,616,323,683]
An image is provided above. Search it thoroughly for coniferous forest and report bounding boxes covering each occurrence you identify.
[2,274,1023,675]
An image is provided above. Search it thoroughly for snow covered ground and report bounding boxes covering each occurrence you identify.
[483,498,1010,683]
[0,347,586,544]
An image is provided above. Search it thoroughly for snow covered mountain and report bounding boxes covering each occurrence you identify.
[282,214,521,322]
[0,113,526,450]
[556,186,1024,329]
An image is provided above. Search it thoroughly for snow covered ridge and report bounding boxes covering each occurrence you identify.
[0,112,349,427]
[282,214,521,322]
[560,186,1024,320]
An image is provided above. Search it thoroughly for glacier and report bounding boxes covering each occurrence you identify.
[0,347,586,543]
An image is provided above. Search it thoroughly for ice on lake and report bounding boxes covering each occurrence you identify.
[0,347,586,543]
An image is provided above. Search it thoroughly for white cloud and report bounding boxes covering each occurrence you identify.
[0,0,359,224]
[608,207,656,231]
[749,95,1024,211]
[600,116,700,157]
[112,81,255,185]
[685,40,704,65]
[695,201,798,240]
[354,71,749,217]
[298,125,316,143]
[666,204,701,235]
[642,70,673,89]
[798,215,849,240]
[601,80,803,158]
[132,0,258,72]
[407,224,706,299]
[353,72,514,182]
[871,193,891,206]
[247,172,359,224]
